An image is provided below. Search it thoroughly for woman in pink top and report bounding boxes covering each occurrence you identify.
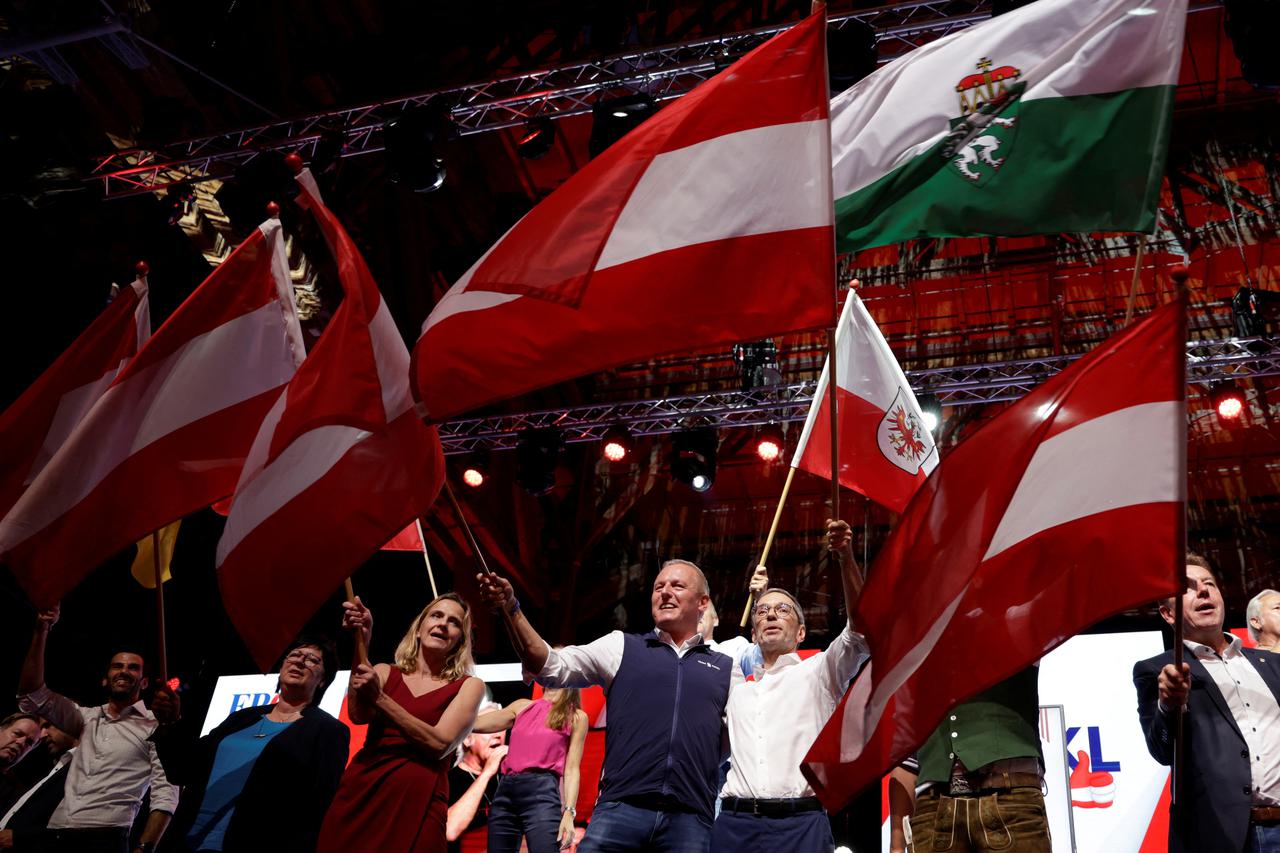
[473,689,588,852]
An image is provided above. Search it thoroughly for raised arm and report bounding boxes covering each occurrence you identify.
[476,573,552,675]
[472,698,532,734]
[826,519,864,629]
[356,672,485,758]
[18,606,58,694]
[446,742,508,841]
[17,606,84,735]
[558,708,589,847]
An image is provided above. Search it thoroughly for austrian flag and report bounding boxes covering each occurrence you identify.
[802,299,1187,810]
[413,10,835,420]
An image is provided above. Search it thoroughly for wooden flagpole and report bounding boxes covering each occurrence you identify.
[342,577,369,665]
[739,467,797,627]
[1123,235,1148,326]
[1170,280,1190,806]
[151,530,168,683]
[415,518,440,599]
[444,480,493,575]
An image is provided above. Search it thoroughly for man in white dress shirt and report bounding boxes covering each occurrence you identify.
[17,606,176,853]
[712,519,870,852]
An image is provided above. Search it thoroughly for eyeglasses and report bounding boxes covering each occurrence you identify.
[753,602,797,619]
[284,651,323,669]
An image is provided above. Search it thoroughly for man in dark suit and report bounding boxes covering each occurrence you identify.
[0,721,80,852]
[1134,553,1280,853]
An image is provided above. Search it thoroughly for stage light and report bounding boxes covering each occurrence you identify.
[601,425,634,463]
[517,118,556,160]
[1212,383,1246,421]
[590,94,656,158]
[672,428,718,492]
[516,428,562,495]
[384,106,453,193]
[917,393,943,433]
[732,339,781,391]
[460,449,490,488]
[755,424,784,463]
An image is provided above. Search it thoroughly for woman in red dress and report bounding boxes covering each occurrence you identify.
[318,593,485,852]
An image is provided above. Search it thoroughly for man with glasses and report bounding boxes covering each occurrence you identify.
[712,519,870,852]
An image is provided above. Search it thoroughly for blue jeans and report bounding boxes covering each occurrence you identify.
[487,771,565,853]
[579,801,712,853]
[1248,823,1280,853]
[711,809,833,852]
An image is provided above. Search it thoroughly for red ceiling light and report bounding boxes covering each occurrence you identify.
[1212,383,1246,421]
[601,425,634,462]
[755,424,784,463]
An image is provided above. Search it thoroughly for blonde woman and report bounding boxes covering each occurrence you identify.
[318,594,484,853]
[473,688,589,852]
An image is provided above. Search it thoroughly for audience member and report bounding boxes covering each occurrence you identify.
[317,594,484,853]
[17,606,176,853]
[0,715,41,773]
[150,636,349,853]
[446,706,506,852]
[1247,588,1280,651]
[1134,554,1280,852]
[473,689,588,852]
[0,721,80,852]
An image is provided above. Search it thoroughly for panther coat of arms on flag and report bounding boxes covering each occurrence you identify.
[940,58,1025,186]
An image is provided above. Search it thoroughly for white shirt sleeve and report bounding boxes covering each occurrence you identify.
[818,625,871,700]
[537,631,626,690]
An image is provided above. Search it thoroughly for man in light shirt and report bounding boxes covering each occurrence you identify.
[17,606,176,853]
[712,519,869,852]
[1247,588,1280,652]
[1134,554,1280,853]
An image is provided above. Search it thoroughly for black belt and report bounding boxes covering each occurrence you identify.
[52,827,131,839]
[720,796,824,817]
[1252,807,1280,825]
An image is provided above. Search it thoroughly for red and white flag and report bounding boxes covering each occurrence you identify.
[801,298,1187,810]
[0,220,305,607]
[0,276,150,519]
[217,173,446,670]
[791,291,937,513]
[412,10,835,420]
[381,521,425,552]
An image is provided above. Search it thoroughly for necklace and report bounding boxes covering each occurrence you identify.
[254,709,301,737]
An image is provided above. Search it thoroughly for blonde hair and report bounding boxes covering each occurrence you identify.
[545,688,582,732]
[394,593,475,681]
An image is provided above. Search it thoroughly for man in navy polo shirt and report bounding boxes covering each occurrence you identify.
[478,559,732,852]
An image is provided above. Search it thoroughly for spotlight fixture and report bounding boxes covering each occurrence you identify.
[460,449,490,488]
[671,428,718,492]
[517,117,556,160]
[1232,285,1279,339]
[917,393,943,434]
[601,425,635,463]
[590,94,657,158]
[1212,383,1246,422]
[384,106,453,193]
[516,428,562,496]
[754,424,784,463]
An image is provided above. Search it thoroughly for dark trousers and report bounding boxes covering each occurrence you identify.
[50,828,129,853]
[909,787,1050,852]
[710,809,833,852]
[487,771,564,853]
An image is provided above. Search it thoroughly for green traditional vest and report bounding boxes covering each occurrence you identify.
[917,666,1042,783]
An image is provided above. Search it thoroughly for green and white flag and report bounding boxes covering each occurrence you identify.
[830,0,1186,252]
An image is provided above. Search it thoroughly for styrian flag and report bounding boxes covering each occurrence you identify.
[217,172,446,670]
[0,220,304,607]
[0,275,150,519]
[801,298,1186,811]
[830,0,1186,251]
[413,10,834,420]
[791,291,936,514]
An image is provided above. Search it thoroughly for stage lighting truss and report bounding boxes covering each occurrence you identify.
[437,335,1280,455]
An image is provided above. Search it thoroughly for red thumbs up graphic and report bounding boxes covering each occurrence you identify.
[1069,750,1116,809]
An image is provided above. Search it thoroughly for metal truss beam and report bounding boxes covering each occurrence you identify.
[438,335,1280,454]
[91,0,998,199]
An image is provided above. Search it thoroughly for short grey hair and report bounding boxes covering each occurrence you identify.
[1247,589,1280,642]
[659,559,710,597]
[752,588,805,627]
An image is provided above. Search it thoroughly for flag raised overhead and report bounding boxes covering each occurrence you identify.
[218,176,446,670]
[801,298,1187,811]
[413,10,835,420]
[791,290,937,513]
[0,220,304,607]
[0,275,150,520]
[829,0,1186,252]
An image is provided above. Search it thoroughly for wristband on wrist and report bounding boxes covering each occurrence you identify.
[506,597,521,616]
[563,805,576,817]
